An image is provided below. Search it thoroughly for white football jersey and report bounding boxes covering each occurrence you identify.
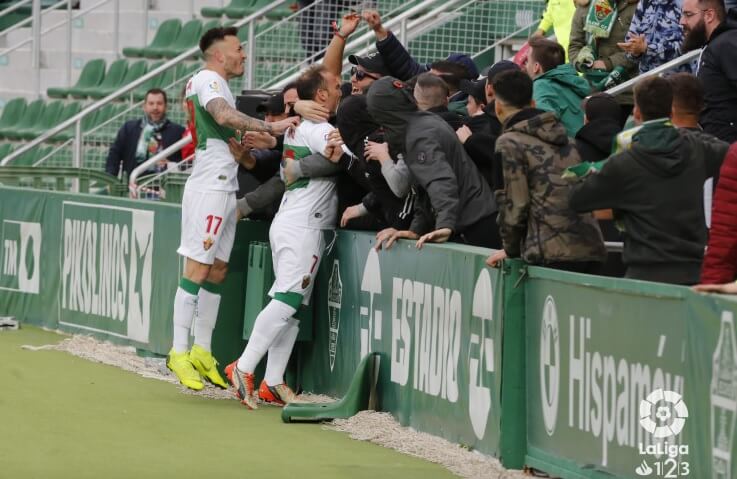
[184,69,238,192]
[275,119,338,230]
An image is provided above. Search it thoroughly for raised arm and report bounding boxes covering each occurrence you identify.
[322,12,361,77]
[206,98,298,136]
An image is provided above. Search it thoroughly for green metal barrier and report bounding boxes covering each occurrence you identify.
[0,167,127,195]
[0,187,269,367]
[522,264,737,478]
[4,186,737,476]
[297,230,515,463]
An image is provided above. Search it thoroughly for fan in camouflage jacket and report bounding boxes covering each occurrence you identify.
[495,109,607,265]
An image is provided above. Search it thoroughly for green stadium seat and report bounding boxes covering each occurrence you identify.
[202,0,252,18]
[76,59,128,99]
[9,145,45,167]
[90,60,148,99]
[123,19,182,58]
[226,0,265,19]
[0,98,27,134]
[202,19,221,32]
[0,143,13,161]
[265,2,295,20]
[146,19,203,59]
[47,58,106,98]
[49,102,83,142]
[131,60,164,101]
[16,100,65,140]
[133,63,176,102]
[3,99,47,140]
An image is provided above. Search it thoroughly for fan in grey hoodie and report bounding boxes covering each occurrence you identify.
[365,77,500,249]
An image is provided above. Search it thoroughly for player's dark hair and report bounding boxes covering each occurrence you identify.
[528,37,566,73]
[634,76,673,121]
[199,26,239,55]
[295,64,328,101]
[668,73,704,117]
[282,81,298,94]
[492,70,533,109]
[145,88,167,104]
[429,60,470,92]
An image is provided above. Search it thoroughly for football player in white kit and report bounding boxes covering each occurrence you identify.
[225,64,344,409]
[167,26,298,391]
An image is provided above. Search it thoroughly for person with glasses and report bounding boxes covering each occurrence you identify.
[348,52,389,94]
[681,0,737,143]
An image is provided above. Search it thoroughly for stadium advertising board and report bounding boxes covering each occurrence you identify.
[303,232,505,457]
[525,267,737,478]
[0,187,182,353]
[58,202,154,344]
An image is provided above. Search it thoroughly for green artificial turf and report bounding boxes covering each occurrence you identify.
[0,327,455,479]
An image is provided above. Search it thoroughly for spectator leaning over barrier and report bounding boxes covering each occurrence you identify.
[487,70,606,272]
[681,0,737,143]
[575,92,623,162]
[366,77,501,250]
[618,0,687,75]
[166,27,298,393]
[569,76,728,284]
[455,77,498,188]
[698,143,737,285]
[527,37,591,137]
[413,73,465,130]
[105,88,185,179]
[336,94,415,231]
[361,9,479,84]
[532,0,577,59]
[569,0,638,117]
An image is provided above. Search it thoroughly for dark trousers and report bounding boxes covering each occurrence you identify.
[454,213,502,249]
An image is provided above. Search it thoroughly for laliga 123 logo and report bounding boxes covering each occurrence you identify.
[635,389,690,477]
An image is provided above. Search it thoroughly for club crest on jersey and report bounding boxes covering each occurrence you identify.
[208,81,220,92]
[301,274,311,289]
[203,236,214,251]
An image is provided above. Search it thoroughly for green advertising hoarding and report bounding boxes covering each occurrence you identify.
[0,187,267,363]
[525,266,737,479]
[300,231,509,459]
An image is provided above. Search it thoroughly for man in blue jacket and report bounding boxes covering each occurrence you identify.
[105,88,186,178]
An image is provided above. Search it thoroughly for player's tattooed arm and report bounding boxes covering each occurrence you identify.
[206,98,274,134]
[207,98,299,136]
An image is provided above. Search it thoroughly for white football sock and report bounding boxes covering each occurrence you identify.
[172,287,198,353]
[237,299,297,373]
[265,318,300,385]
[193,287,221,352]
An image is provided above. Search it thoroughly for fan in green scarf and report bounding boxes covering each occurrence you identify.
[574,0,619,71]
[135,114,168,165]
[584,0,618,38]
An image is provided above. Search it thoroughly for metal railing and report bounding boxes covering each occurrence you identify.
[605,49,701,96]
[267,0,451,91]
[0,0,291,169]
[128,135,192,199]
[0,0,127,95]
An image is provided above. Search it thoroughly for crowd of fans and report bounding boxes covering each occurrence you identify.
[108,1,737,289]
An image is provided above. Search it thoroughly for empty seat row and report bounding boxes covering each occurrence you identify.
[0,98,132,143]
[47,59,199,101]
[123,18,223,59]
[202,0,295,20]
